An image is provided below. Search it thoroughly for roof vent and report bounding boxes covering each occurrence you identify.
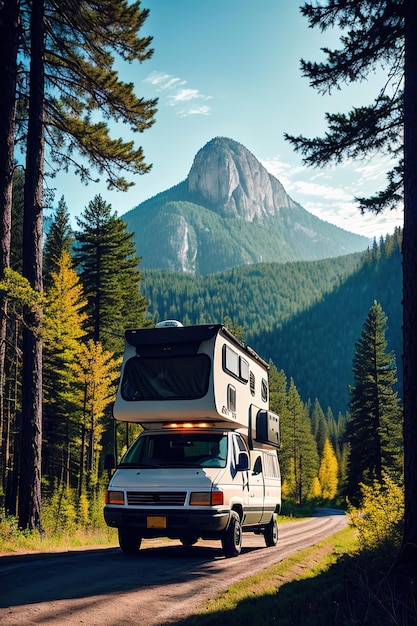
[155,320,184,328]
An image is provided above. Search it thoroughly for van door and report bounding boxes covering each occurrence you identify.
[261,451,282,522]
[246,451,265,524]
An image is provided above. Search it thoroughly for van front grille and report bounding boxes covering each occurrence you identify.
[126,491,186,506]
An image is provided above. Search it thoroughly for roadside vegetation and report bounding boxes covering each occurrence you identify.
[1,480,413,625]
[0,485,117,555]
[169,478,412,626]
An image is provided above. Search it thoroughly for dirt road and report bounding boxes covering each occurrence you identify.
[0,510,347,626]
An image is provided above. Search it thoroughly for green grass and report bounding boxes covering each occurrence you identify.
[0,514,118,555]
[167,527,357,626]
[166,527,416,626]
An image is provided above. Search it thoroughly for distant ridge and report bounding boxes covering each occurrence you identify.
[124,137,370,274]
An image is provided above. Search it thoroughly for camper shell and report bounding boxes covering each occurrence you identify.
[105,323,281,557]
[114,323,280,447]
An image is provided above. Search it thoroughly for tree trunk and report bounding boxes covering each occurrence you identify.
[0,0,19,503]
[19,0,45,532]
[0,0,18,268]
[399,0,417,573]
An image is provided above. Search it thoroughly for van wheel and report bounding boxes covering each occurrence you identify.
[118,528,142,554]
[264,514,278,547]
[221,511,242,557]
[180,534,199,546]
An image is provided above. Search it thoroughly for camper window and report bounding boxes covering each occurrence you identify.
[261,378,268,402]
[121,354,211,401]
[239,358,249,382]
[224,345,239,377]
[227,384,236,412]
[249,371,255,396]
[223,345,249,385]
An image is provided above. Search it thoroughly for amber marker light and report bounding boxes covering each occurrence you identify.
[211,491,224,506]
[162,421,213,429]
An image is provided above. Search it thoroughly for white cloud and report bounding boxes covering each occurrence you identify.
[261,154,403,238]
[144,71,212,117]
[170,88,203,102]
[293,180,351,202]
[176,105,211,118]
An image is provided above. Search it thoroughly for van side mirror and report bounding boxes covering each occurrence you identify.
[236,452,249,471]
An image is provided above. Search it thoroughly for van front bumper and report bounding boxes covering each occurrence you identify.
[104,505,230,538]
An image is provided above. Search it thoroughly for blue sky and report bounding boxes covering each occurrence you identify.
[52,0,403,239]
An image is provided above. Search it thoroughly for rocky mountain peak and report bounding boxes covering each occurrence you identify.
[123,136,369,274]
[187,137,295,221]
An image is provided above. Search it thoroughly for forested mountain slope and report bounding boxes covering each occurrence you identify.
[141,253,363,335]
[125,137,369,274]
[253,234,402,415]
[140,231,402,416]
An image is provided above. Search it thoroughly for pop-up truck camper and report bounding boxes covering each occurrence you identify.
[104,321,281,557]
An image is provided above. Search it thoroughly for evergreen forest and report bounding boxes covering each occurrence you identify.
[0,1,412,620]
[0,185,403,535]
[141,229,403,416]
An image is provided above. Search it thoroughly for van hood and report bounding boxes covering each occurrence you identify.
[109,466,224,489]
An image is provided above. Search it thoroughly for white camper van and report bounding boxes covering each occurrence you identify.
[104,323,281,557]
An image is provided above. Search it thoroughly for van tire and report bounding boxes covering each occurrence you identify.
[180,534,199,546]
[221,511,242,557]
[118,528,142,554]
[264,514,278,547]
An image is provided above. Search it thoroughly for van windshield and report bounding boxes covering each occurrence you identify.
[121,355,211,401]
[119,433,227,468]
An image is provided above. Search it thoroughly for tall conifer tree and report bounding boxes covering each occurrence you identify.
[346,301,403,503]
[285,0,416,569]
[43,197,73,284]
[283,378,319,504]
[0,0,156,530]
[319,438,339,500]
[75,195,148,355]
[43,249,88,489]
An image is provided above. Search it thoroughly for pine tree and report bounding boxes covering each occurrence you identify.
[284,378,319,504]
[285,1,404,214]
[346,301,403,503]
[0,0,20,446]
[75,194,148,354]
[285,0,417,568]
[43,197,74,284]
[42,250,88,489]
[1,1,156,530]
[310,398,329,457]
[319,438,339,501]
[268,362,288,417]
[223,316,245,342]
[72,339,120,496]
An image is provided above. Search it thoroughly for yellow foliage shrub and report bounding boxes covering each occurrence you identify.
[348,473,404,550]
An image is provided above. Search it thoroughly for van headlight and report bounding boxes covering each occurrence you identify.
[106,490,125,505]
[190,491,224,506]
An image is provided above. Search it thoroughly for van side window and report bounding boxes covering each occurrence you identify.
[263,453,281,478]
[253,455,262,475]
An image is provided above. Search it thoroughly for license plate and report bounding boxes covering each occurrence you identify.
[147,516,167,529]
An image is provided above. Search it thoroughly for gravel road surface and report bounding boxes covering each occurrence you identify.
[0,509,347,626]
